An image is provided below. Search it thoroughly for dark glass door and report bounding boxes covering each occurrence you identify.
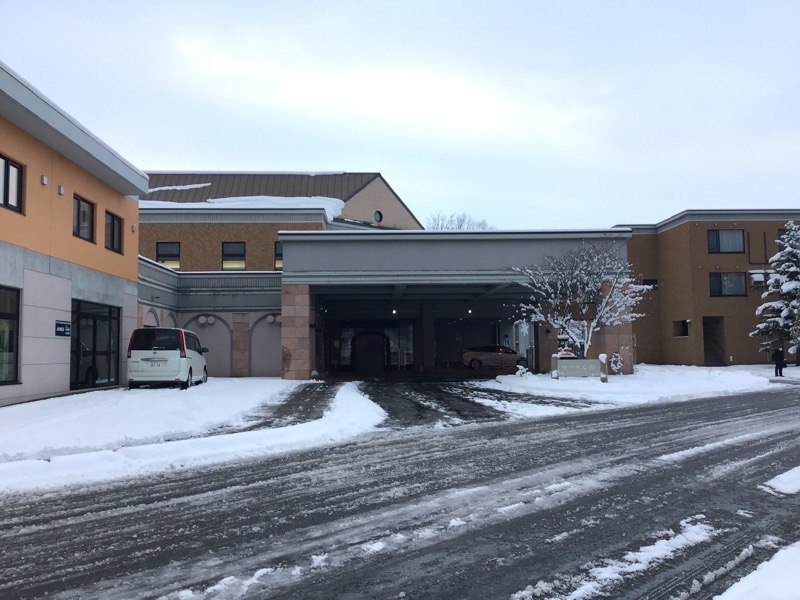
[70,300,120,389]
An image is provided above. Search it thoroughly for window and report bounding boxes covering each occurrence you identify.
[709,272,747,297]
[156,242,180,270]
[643,278,658,289]
[274,241,283,270]
[1,154,23,212]
[0,286,20,384]
[374,210,383,223]
[777,229,788,251]
[672,320,689,337]
[73,195,95,242]
[749,271,766,287]
[707,229,744,253]
[222,241,246,271]
[105,211,123,253]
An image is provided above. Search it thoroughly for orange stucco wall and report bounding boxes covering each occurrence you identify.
[0,115,140,281]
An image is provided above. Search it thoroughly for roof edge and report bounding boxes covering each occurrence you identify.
[619,209,800,234]
[0,61,148,195]
[279,228,633,241]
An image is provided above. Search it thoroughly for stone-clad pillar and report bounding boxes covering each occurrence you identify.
[232,312,249,376]
[281,284,314,379]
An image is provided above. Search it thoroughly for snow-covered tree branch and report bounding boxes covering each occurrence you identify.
[750,221,800,354]
[512,241,652,357]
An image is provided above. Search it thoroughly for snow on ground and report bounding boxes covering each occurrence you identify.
[0,364,794,494]
[1,363,798,597]
[512,515,721,600]
[714,541,800,600]
[483,363,788,406]
[0,378,305,460]
[0,379,385,494]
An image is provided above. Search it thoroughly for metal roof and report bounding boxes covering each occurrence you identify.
[142,172,381,203]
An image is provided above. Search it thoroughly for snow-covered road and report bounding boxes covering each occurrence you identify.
[1,383,798,599]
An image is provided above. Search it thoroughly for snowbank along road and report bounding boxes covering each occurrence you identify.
[0,381,798,599]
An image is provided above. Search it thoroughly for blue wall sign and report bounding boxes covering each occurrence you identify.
[55,320,71,337]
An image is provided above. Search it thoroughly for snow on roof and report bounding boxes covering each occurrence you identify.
[138,195,345,222]
[148,183,212,193]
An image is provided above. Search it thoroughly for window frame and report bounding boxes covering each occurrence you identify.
[0,285,20,385]
[709,272,747,297]
[73,195,96,242]
[156,241,181,270]
[1,153,24,213]
[672,320,689,337]
[274,241,283,271]
[707,229,744,254]
[105,211,123,254]
[222,241,246,271]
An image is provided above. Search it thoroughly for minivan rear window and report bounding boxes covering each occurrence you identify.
[130,329,181,351]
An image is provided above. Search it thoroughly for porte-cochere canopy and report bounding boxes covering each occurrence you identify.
[278,229,633,378]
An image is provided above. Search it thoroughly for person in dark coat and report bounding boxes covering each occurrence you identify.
[771,347,786,377]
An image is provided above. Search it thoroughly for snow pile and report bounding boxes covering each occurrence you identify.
[0,379,303,461]
[715,542,800,600]
[762,466,800,495]
[483,364,776,405]
[0,381,385,494]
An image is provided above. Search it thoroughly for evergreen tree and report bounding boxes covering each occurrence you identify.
[751,221,800,354]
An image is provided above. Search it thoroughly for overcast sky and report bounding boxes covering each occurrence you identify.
[2,1,798,229]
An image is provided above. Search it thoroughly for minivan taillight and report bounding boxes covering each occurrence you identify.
[127,334,135,358]
[179,332,186,358]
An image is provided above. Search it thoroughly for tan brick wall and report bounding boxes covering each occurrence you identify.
[138,222,323,271]
[628,233,663,363]
[628,219,789,366]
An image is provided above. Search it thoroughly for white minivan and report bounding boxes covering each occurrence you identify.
[127,327,208,389]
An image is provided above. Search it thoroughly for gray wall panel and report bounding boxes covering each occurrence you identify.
[281,231,630,278]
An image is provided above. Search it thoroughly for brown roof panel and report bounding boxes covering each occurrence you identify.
[142,172,380,203]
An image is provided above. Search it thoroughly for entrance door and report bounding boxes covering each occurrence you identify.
[352,332,389,373]
[703,316,725,366]
[70,300,120,389]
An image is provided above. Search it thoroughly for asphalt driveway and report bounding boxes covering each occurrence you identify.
[214,379,601,434]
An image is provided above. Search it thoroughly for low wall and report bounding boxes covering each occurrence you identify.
[551,356,606,380]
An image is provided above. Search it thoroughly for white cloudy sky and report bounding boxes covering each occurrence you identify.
[1,1,798,229]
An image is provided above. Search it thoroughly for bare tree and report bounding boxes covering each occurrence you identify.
[425,211,493,231]
[513,241,652,357]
